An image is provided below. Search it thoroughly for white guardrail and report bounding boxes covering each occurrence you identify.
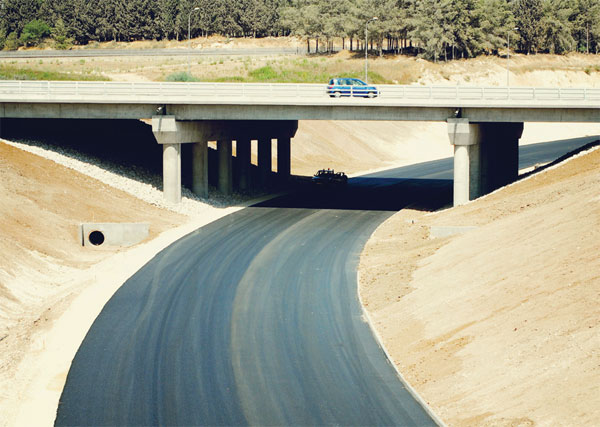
[1,80,600,103]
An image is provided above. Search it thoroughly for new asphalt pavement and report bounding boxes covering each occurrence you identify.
[55,137,596,426]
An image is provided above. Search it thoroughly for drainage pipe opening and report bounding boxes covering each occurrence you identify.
[88,230,105,246]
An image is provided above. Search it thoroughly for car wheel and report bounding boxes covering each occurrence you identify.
[334,91,341,98]
[367,91,376,98]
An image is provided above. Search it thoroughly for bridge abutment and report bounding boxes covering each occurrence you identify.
[448,119,523,206]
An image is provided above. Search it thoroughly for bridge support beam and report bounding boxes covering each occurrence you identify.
[258,137,272,188]
[448,119,523,206]
[479,122,523,194]
[162,144,182,204]
[192,141,208,198]
[277,137,291,181]
[237,138,252,192]
[153,116,298,202]
[153,116,203,204]
[218,139,233,195]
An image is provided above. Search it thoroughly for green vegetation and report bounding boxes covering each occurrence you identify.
[20,20,51,47]
[1,0,599,61]
[175,59,392,84]
[165,71,200,82]
[0,65,109,81]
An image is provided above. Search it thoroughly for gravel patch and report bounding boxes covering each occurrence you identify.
[1,137,252,217]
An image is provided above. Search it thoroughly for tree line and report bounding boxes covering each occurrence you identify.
[1,0,599,59]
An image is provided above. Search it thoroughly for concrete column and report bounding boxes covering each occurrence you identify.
[449,119,524,206]
[479,122,523,194]
[0,118,3,138]
[153,115,206,204]
[258,137,272,188]
[163,143,182,204]
[237,138,251,192]
[218,139,233,195]
[448,118,482,206]
[277,137,291,179]
[192,141,208,198]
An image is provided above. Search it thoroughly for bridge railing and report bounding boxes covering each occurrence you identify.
[1,80,600,103]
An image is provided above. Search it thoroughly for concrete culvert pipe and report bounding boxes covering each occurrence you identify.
[88,230,105,246]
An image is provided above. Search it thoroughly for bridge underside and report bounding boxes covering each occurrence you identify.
[0,115,528,207]
[152,116,297,203]
[151,116,524,207]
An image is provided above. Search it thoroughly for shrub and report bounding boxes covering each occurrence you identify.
[52,19,73,50]
[20,20,51,47]
[165,72,199,82]
[4,32,21,51]
[248,65,279,81]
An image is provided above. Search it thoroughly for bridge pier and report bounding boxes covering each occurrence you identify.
[258,138,272,188]
[162,144,181,204]
[218,139,233,195]
[448,119,523,206]
[277,137,291,180]
[153,116,297,203]
[237,138,252,192]
[152,116,202,204]
[192,141,208,198]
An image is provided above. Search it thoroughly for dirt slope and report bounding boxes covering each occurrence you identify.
[359,147,600,426]
[0,141,186,424]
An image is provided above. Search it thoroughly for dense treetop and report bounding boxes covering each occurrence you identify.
[1,0,599,59]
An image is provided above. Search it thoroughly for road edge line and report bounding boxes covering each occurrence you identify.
[356,270,448,427]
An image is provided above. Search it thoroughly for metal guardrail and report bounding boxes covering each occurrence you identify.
[1,80,600,103]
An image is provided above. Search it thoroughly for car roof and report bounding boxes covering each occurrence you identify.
[329,78,368,85]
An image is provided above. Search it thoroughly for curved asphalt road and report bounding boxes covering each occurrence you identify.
[55,137,596,426]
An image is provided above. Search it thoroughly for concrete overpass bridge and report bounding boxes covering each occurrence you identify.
[1,80,599,205]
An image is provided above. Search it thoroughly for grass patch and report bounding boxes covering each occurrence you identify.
[213,75,246,82]
[165,71,200,82]
[0,65,109,81]
[241,63,390,84]
[248,65,279,81]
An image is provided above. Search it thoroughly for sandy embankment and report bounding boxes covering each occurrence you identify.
[359,146,600,425]
[1,95,600,425]
[0,138,251,426]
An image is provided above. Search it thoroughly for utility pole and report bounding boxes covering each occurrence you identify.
[365,17,378,83]
[188,7,200,77]
[507,27,519,86]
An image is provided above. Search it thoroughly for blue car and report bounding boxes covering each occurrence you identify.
[327,78,380,98]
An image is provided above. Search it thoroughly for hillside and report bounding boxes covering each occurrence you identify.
[359,146,600,425]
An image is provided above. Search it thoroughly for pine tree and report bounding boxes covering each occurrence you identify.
[541,0,574,54]
[514,0,544,54]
